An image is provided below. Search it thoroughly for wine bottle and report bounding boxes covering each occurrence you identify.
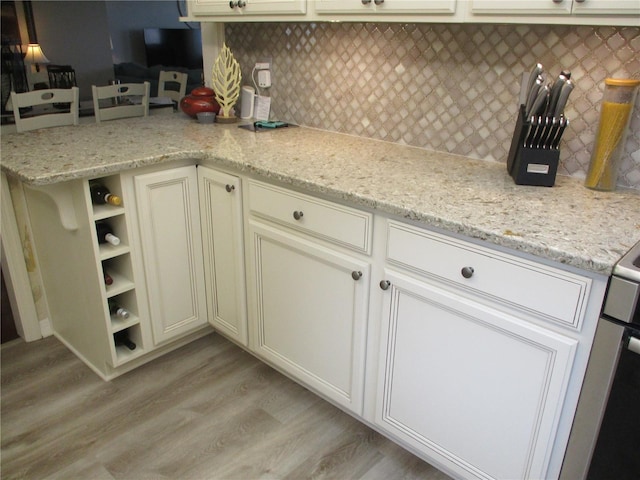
[90,183,122,206]
[96,221,120,246]
[108,300,130,319]
[104,271,113,285]
[113,331,136,350]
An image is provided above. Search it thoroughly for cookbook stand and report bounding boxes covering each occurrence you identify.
[507,106,560,187]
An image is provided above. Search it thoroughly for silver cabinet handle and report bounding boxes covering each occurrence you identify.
[361,0,372,4]
[574,0,585,3]
[379,280,391,290]
[238,0,246,6]
[552,0,564,3]
[374,0,384,4]
[225,184,235,193]
[229,1,236,8]
[352,271,363,281]
[461,267,474,279]
[293,210,304,220]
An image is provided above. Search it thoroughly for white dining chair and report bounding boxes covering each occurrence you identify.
[10,87,80,133]
[158,71,188,105]
[92,82,150,123]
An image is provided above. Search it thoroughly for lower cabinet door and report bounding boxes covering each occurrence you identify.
[376,270,577,480]
[247,220,370,414]
[198,166,247,345]
[134,166,207,344]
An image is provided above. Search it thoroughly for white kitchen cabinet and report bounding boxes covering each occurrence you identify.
[134,166,207,345]
[190,0,306,16]
[314,0,457,15]
[375,270,577,479]
[371,220,597,480]
[245,180,373,414]
[198,166,247,346]
[468,0,640,23]
[571,0,640,16]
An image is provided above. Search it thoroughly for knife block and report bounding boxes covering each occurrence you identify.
[507,106,559,187]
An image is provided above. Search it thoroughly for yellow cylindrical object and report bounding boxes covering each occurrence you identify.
[585,78,640,191]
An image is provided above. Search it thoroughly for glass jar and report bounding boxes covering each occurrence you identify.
[585,78,640,191]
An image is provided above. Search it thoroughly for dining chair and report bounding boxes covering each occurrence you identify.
[10,87,80,133]
[158,71,188,105]
[92,81,150,123]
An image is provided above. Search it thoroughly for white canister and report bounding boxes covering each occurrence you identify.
[240,86,256,119]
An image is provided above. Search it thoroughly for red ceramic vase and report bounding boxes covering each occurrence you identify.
[179,87,221,118]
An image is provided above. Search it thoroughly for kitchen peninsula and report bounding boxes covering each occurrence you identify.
[2,114,639,480]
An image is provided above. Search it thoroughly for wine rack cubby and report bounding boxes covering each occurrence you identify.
[89,174,146,366]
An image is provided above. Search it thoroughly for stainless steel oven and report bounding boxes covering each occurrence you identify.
[561,240,640,480]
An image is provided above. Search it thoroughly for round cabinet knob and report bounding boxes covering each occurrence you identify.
[237,0,247,6]
[229,1,237,8]
[352,271,363,281]
[374,0,384,4]
[293,210,304,220]
[379,280,391,290]
[552,0,564,3]
[461,266,475,279]
[225,184,235,193]
[361,0,372,4]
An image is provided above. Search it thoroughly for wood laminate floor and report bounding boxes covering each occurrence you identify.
[1,333,452,480]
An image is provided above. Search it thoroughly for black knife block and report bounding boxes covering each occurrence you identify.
[507,106,559,187]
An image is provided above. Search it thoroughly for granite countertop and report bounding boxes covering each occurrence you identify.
[2,114,639,275]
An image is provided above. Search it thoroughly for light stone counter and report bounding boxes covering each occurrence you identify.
[2,114,639,275]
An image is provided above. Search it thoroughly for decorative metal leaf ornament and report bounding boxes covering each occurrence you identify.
[211,44,242,119]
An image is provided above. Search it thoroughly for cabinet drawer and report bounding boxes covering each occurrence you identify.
[247,180,372,254]
[386,221,591,329]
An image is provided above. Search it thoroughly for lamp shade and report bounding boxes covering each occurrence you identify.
[24,43,50,65]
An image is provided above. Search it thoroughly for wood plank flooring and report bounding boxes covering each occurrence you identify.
[1,333,452,480]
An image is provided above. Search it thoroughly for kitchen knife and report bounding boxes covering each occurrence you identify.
[551,117,568,150]
[524,115,537,147]
[525,75,544,117]
[536,116,552,149]
[525,63,544,103]
[543,117,558,149]
[532,116,548,149]
[546,74,568,118]
[553,80,574,119]
[529,84,550,118]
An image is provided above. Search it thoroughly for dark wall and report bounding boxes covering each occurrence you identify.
[33,1,113,100]
[30,0,190,101]
[105,0,191,66]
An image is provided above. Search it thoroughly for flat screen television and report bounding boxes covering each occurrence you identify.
[143,28,202,70]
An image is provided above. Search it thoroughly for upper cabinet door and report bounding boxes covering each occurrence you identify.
[572,0,640,15]
[315,0,457,14]
[470,0,571,15]
[470,0,639,17]
[191,0,306,16]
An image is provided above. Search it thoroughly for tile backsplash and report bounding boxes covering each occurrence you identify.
[225,22,640,190]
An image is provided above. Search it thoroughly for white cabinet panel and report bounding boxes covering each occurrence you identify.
[376,270,577,480]
[315,0,457,14]
[386,221,591,329]
[247,220,370,414]
[247,180,372,253]
[135,166,207,345]
[191,0,306,16]
[470,0,571,15]
[572,0,640,15]
[198,166,247,345]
